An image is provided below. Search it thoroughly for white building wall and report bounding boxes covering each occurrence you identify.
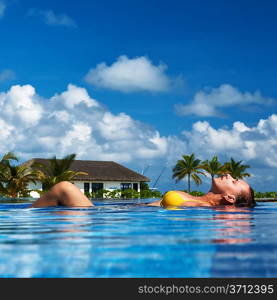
[103,181,121,191]
[27,182,42,190]
[27,180,141,196]
[73,181,140,192]
[74,181,85,192]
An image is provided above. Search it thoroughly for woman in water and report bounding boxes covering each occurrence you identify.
[31,174,256,208]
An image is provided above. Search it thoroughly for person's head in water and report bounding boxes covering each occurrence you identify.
[210,174,256,208]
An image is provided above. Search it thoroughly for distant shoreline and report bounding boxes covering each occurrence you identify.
[255,198,277,202]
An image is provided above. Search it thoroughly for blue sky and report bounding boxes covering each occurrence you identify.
[0,0,276,192]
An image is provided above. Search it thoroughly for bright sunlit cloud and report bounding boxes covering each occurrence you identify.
[84,55,172,92]
[0,83,276,186]
[0,84,168,163]
[182,115,277,168]
[175,84,275,117]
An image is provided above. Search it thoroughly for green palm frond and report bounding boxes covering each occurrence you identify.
[222,157,251,179]
[202,155,224,178]
[1,152,18,163]
[59,154,76,173]
[191,173,202,186]
[1,163,40,197]
[31,162,52,177]
[31,153,88,190]
[172,153,206,192]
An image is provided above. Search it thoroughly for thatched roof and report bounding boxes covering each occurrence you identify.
[23,158,150,182]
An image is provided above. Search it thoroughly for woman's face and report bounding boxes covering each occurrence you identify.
[210,174,251,197]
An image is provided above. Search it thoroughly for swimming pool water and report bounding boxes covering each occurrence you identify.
[0,199,277,278]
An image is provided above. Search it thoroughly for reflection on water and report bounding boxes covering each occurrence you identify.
[0,201,277,277]
[211,206,253,244]
[48,210,95,237]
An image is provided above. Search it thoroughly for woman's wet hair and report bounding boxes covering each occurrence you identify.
[235,187,256,208]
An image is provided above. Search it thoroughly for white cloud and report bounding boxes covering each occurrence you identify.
[84,55,171,92]
[0,84,168,163]
[182,115,277,168]
[0,83,276,191]
[28,8,77,28]
[49,110,70,123]
[135,132,168,159]
[0,84,43,127]
[175,84,275,117]
[0,69,16,82]
[51,84,99,109]
[60,122,93,157]
[155,115,276,191]
[0,119,14,142]
[0,1,6,19]
[97,112,135,140]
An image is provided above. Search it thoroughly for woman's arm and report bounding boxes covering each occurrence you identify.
[145,199,162,206]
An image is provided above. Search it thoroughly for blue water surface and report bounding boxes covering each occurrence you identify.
[0,199,277,278]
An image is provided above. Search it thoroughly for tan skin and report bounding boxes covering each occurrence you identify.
[148,174,252,207]
[31,181,93,208]
[31,174,252,208]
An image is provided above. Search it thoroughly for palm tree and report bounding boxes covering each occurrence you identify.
[202,155,224,179]
[0,152,18,194]
[2,165,39,198]
[172,153,206,193]
[0,152,39,197]
[34,153,88,191]
[222,158,251,179]
[0,152,18,165]
[0,151,18,178]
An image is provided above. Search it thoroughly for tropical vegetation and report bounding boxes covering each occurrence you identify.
[172,154,277,200]
[172,153,252,192]
[172,153,206,193]
[221,157,251,179]
[84,182,162,199]
[32,153,88,191]
[253,191,277,199]
[0,152,162,199]
[202,155,224,179]
[0,151,276,200]
[0,152,87,197]
[0,152,39,198]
